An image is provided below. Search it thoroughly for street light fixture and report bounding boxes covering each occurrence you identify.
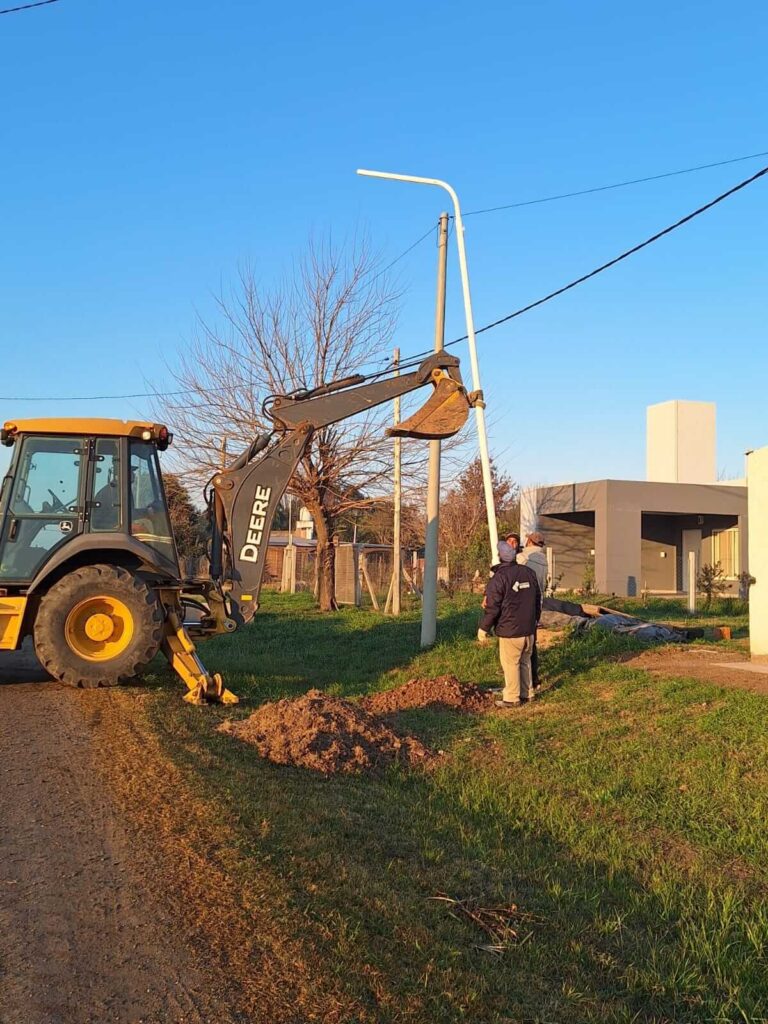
[356,168,499,559]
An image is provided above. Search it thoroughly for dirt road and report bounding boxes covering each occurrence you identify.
[0,648,240,1024]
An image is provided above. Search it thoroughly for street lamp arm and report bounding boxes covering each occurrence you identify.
[356,166,499,559]
[357,169,461,213]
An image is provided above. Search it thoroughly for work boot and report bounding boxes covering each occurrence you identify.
[495,699,521,709]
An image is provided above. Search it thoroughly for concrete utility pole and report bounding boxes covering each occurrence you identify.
[356,169,499,561]
[421,212,449,647]
[392,347,402,615]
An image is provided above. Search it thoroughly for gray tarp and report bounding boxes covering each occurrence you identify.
[576,613,686,643]
[540,597,687,643]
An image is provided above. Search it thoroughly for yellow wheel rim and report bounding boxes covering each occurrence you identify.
[64,596,134,662]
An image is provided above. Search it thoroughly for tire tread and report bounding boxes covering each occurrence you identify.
[34,564,164,689]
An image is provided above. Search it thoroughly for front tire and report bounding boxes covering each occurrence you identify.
[34,565,164,688]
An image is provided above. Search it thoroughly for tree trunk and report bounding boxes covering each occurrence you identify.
[311,506,338,611]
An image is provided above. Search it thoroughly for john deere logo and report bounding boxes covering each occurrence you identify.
[239,486,272,563]
[59,521,73,534]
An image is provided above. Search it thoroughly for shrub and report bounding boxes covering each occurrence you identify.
[697,562,729,608]
[580,561,596,598]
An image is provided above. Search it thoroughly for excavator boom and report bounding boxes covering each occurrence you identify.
[201,353,473,638]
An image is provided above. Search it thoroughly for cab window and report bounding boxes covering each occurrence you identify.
[0,436,84,581]
[11,437,83,515]
[89,439,122,531]
[128,440,177,568]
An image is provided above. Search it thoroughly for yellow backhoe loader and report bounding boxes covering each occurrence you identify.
[0,354,474,704]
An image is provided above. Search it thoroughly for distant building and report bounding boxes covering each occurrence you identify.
[520,400,747,597]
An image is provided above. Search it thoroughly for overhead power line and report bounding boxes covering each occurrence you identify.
[4,163,766,403]
[0,0,60,14]
[363,221,436,286]
[396,162,768,364]
[463,148,768,217]
[377,222,436,275]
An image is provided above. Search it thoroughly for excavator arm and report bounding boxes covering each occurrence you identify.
[175,352,473,704]
[213,352,471,617]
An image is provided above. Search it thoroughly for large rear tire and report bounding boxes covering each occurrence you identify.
[34,565,164,688]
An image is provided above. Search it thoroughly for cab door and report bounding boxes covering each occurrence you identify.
[0,435,85,583]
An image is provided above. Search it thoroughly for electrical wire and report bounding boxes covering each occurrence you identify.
[0,0,59,14]
[4,164,765,402]
[366,222,436,281]
[463,148,768,217]
[402,162,768,361]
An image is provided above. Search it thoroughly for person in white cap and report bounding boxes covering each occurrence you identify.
[517,532,548,690]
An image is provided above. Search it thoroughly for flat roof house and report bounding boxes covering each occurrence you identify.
[520,401,747,597]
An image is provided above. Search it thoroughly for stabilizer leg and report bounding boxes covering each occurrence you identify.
[162,608,239,705]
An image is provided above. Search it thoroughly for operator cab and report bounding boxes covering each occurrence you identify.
[0,419,178,585]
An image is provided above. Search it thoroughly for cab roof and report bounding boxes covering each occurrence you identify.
[1,419,172,447]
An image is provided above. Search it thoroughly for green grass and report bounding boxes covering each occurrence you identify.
[142,592,767,1023]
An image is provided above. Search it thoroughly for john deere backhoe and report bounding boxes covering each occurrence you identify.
[0,353,473,704]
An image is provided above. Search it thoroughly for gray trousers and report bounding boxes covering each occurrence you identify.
[499,635,535,703]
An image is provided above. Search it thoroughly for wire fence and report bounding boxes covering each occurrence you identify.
[181,542,484,607]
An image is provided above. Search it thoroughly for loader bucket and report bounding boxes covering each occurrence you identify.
[388,373,471,440]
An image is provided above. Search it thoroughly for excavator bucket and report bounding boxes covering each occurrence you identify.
[388,373,471,441]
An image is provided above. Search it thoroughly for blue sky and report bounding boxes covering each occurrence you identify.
[1,0,766,486]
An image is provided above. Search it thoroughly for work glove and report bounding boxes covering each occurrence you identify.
[477,628,490,645]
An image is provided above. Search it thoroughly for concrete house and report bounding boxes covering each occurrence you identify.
[520,401,747,597]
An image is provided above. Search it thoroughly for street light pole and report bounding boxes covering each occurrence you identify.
[356,168,499,559]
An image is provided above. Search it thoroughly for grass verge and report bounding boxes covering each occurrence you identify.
[138,592,765,1023]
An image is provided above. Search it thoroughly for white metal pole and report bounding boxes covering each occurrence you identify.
[357,168,499,560]
[688,551,697,613]
[392,347,402,615]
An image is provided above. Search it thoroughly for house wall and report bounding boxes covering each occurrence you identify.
[538,512,594,591]
[641,514,677,592]
[597,486,641,595]
[646,400,716,483]
[748,447,768,658]
[528,478,748,597]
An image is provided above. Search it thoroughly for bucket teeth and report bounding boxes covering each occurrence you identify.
[388,376,470,440]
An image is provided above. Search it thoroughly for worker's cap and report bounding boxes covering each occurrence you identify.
[497,540,517,563]
[528,532,545,546]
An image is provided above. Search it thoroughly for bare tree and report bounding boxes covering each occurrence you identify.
[159,236,415,610]
[440,457,519,580]
[349,498,425,549]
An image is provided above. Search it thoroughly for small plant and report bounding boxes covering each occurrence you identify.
[546,572,564,597]
[697,561,729,608]
[580,561,596,598]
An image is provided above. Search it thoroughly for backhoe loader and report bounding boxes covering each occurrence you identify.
[0,354,474,704]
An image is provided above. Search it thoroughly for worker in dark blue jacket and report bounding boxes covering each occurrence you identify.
[478,540,541,707]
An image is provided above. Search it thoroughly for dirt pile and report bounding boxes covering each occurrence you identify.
[361,674,493,715]
[218,689,432,774]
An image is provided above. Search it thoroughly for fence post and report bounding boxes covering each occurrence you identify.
[688,551,697,613]
[546,547,555,595]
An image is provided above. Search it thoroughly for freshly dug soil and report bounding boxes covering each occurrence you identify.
[219,689,432,774]
[361,674,494,715]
